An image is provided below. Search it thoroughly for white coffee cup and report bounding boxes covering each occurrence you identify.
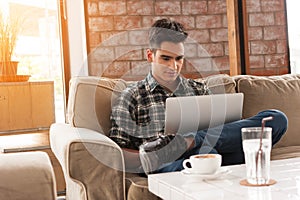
[182,154,222,174]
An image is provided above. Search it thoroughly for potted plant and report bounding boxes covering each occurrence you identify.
[0,10,22,76]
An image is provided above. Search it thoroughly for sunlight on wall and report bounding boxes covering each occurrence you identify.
[286,0,300,74]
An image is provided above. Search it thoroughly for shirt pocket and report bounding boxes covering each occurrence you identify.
[136,103,165,132]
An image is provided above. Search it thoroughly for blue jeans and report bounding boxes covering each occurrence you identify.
[156,109,288,173]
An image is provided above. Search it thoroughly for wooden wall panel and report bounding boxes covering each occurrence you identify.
[31,82,55,128]
[0,81,55,132]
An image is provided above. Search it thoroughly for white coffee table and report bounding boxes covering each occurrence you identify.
[148,157,300,200]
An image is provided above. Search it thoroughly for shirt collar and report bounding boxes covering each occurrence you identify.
[145,72,188,93]
[145,73,158,92]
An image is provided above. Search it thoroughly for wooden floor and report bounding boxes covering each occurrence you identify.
[0,130,66,196]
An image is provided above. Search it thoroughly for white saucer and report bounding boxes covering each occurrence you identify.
[181,167,231,180]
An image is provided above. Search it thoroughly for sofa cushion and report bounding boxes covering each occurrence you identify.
[126,176,161,200]
[196,74,237,94]
[271,146,300,160]
[67,76,127,135]
[236,74,300,148]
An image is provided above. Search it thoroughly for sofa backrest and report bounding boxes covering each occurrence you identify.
[235,74,300,148]
[67,74,236,136]
[67,76,128,134]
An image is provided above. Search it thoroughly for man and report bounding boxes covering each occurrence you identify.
[109,18,288,174]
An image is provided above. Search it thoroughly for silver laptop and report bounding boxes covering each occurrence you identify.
[165,93,244,134]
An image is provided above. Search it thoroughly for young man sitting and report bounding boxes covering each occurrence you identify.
[109,18,288,175]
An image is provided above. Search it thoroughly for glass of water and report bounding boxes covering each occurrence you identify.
[241,127,272,185]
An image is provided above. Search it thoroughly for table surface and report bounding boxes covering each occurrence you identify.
[148,157,300,200]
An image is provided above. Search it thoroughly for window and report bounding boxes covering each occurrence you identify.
[286,0,300,74]
[1,0,65,123]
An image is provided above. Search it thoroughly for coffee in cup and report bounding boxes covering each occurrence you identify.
[182,154,222,174]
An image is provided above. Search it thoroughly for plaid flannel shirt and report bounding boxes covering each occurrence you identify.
[109,73,211,150]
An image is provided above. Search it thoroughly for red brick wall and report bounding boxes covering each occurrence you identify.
[246,0,289,75]
[86,0,289,80]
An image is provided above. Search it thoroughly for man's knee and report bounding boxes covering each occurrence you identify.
[261,110,288,145]
[267,109,288,131]
[258,109,288,130]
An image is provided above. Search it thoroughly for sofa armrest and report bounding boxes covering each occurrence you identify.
[50,123,126,200]
[0,151,57,200]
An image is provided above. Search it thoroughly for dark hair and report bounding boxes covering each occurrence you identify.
[149,18,188,49]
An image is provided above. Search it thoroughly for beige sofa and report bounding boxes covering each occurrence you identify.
[50,73,300,200]
[0,151,57,200]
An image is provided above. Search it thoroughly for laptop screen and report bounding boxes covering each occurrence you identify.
[164,93,244,135]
